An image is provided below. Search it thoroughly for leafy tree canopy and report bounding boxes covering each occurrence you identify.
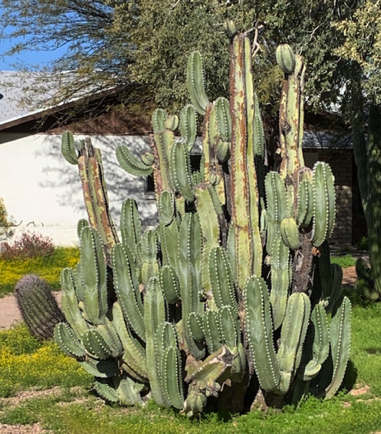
[333,0,381,106]
[0,0,365,118]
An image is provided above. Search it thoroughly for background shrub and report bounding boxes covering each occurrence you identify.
[1,232,55,261]
[0,198,15,241]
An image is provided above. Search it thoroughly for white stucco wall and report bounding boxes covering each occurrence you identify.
[0,133,157,246]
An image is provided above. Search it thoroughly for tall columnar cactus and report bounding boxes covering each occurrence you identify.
[15,274,65,340]
[352,104,381,300]
[61,134,119,263]
[56,34,351,414]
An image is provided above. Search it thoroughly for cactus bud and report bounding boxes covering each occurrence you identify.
[276,44,296,74]
[280,217,301,250]
[141,152,155,166]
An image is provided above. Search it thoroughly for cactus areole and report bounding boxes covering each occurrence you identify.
[57,31,351,415]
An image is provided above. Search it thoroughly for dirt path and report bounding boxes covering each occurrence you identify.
[0,267,358,331]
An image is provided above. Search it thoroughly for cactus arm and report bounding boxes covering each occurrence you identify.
[270,235,290,330]
[180,104,197,150]
[200,104,212,182]
[187,312,205,341]
[312,162,336,247]
[203,309,221,354]
[218,305,240,349]
[144,277,167,406]
[82,328,114,360]
[277,292,310,393]
[170,141,194,201]
[303,303,329,380]
[112,243,145,341]
[152,110,173,192]
[158,190,175,226]
[159,265,180,304]
[230,34,253,289]
[112,302,148,380]
[155,322,181,408]
[140,229,160,285]
[96,321,124,358]
[61,130,78,165]
[94,378,119,403]
[79,227,108,325]
[244,276,281,391]
[195,185,220,293]
[297,175,314,227]
[163,346,184,409]
[185,346,235,396]
[116,145,153,176]
[87,153,118,256]
[60,268,88,339]
[159,220,179,271]
[325,264,343,312]
[265,171,289,257]
[77,218,89,239]
[187,51,209,116]
[114,376,144,406]
[74,140,119,262]
[54,322,86,358]
[208,246,237,311]
[95,377,144,406]
[178,214,205,359]
[215,97,232,143]
[120,198,141,262]
[325,296,351,399]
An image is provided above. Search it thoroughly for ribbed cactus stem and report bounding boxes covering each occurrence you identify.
[187,51,209,115]
[244,276,280,391]
[78,227,108,325]
[77,138,119,262]
[279,53,306,180]
[144,277,167,406]
[15,274,65,340]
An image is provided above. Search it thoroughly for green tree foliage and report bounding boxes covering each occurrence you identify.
[333,0,381,105]
[0,0,136,108]
[0,0,363,116]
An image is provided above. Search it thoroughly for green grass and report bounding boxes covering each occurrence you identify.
[0,324,92,397]
[0,246,79,297]
[1,298,381,433]
[1,390,381,433]
[330,254,356,268]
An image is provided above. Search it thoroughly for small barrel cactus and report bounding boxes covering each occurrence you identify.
[15,274,65,339]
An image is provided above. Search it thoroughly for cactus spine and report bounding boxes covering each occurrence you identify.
[56,29,350,415]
